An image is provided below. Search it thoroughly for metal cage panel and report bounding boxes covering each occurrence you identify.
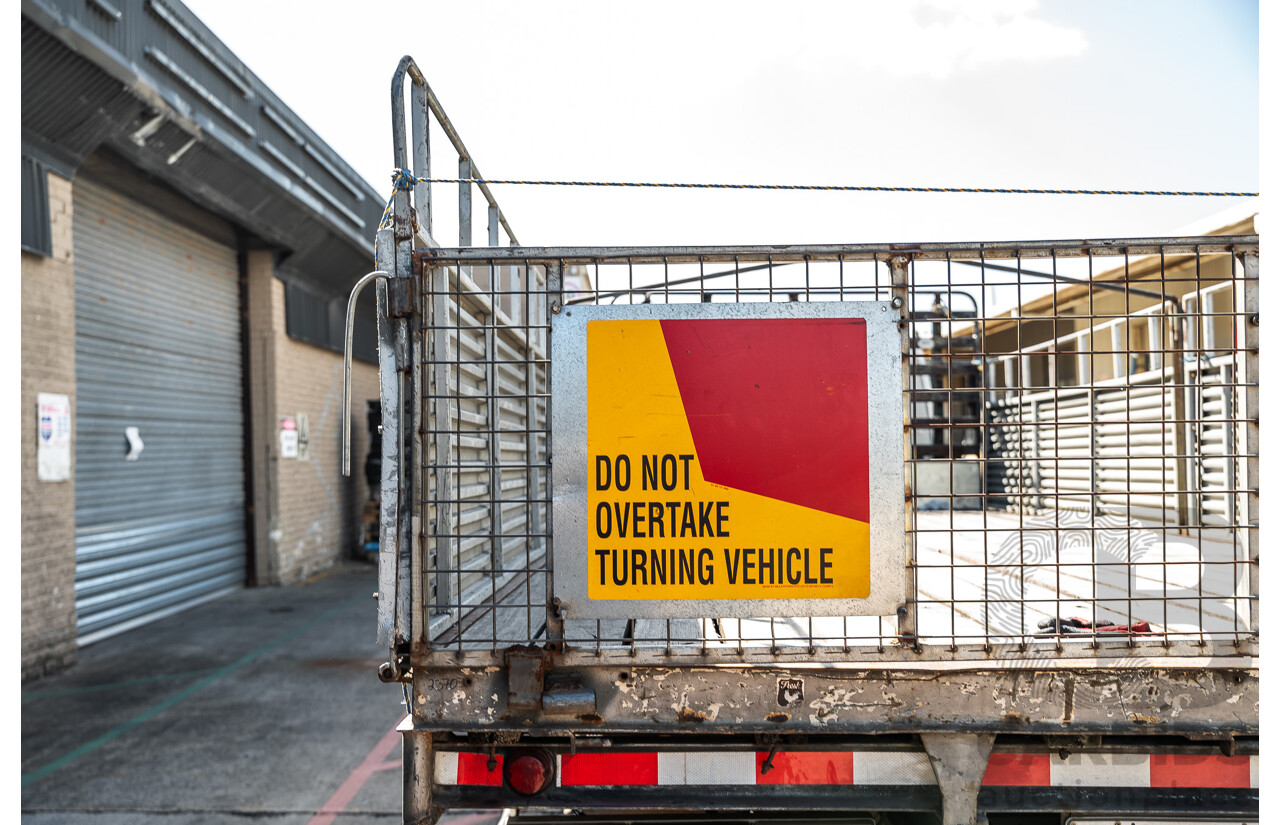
[412,238,1258,667]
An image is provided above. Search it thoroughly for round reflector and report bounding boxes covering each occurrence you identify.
[505,750,553,796]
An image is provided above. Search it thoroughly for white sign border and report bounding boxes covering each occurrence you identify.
[550,301,906,620]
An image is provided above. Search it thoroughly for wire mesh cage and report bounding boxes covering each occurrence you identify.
[413,238,1258,666]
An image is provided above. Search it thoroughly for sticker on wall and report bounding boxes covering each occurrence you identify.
[280,416,299,459]
[37,392,71,482]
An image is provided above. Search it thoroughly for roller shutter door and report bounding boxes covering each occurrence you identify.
[73,176,246,645]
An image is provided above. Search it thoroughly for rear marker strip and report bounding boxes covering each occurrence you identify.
[435,751,1257,789]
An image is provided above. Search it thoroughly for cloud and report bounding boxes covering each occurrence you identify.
[854,0,1089,80]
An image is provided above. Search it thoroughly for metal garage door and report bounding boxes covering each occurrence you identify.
[72,175,246,645]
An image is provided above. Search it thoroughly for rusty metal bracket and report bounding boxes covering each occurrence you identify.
[388,276,418,318]
[506,645,547,712]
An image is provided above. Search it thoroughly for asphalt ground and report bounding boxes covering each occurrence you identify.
[20,561,498,824]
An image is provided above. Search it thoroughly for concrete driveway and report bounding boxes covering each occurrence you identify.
[21,562,428,823]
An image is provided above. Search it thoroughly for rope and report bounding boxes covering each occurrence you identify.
[373,168,1255,255]
[376,168,420,234]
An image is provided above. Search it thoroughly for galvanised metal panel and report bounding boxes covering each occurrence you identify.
[73,174,245,645]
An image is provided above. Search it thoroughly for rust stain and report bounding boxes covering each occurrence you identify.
[766,712,790,723]
[578,712,604,725]
[677,708,708,724]
[1062,675,1075,725]
[1129,713,1160,725]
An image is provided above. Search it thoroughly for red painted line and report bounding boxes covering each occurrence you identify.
[561,753,659,786]
[307,718,404,825]
[1149,754,1251,788]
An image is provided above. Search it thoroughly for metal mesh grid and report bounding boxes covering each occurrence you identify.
[415,238,1257,664]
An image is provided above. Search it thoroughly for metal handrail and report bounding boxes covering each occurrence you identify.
[341,269,388,477]
[390,55,519,247]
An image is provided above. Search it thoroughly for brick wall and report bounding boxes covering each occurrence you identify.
[21,171,78,679]
[247,252,381,585]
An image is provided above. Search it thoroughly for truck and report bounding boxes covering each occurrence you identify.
[343,57,1259,825]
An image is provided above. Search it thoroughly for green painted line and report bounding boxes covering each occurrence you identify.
[22,667,225,703]
[22,592,369,787]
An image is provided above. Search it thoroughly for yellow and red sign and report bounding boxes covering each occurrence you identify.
[586,317,871,602]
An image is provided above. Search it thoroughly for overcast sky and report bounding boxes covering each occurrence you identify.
[181,0,1260,250]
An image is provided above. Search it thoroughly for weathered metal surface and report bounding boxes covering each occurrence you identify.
[401,719,434,825]
[411,664,1258,736]
[549,301,905,620]
[506,646,547,711]
[374,228,401,648]
[920,732,994,825]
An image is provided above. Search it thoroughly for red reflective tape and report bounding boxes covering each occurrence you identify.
[456,753,503,786]
[1149,754,1252,788]
[982,753,1051,786]
[755,751,853,785]
[560,753,659,786]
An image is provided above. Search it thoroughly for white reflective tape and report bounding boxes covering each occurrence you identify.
[1050,753,1150,787]
[657,752,755,785]
[684,751,755,785]
[656,752,686,785]
[434,751,459,785]
[1250,755,1258,788]
[852,751,936,785]
[555,754,562,787]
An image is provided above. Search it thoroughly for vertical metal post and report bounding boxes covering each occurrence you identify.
[1028,399,1042,512]
[458,157,472,247]
[485,263,503,601]
[1089,388,1100,516]
[1171,303,1192,532]
[374,228,400,648]
[1235,251,1258,636]
[888,255,917,645]
[394,275,415,646]
[544,262,564,646]
[402,729,434,825]
[409,289,425,645]
[432,260,455,622]
[488,205,500,298]
[411,82,430,240]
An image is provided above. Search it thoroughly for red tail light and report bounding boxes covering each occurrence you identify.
[504,749,554,796]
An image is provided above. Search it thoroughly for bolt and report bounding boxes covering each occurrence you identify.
[551,303,562,314]
[372,591,379,600]
[891,297,904,309]
[1251,314,1259,326]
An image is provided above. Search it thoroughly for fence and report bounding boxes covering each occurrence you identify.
[406,238,1258,667]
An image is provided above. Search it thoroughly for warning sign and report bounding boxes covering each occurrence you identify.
[552,302,904,619]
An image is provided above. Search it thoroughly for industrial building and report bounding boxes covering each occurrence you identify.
[21,0,385,678]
